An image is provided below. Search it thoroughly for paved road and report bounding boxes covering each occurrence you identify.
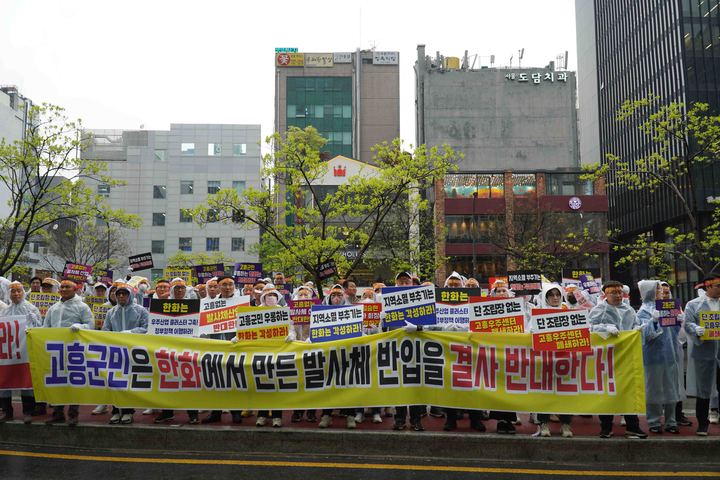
[1,445,718,480]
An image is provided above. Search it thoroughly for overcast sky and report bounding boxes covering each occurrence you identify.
[1,0,577,150]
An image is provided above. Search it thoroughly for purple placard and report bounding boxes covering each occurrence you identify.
[579,274,601,294]
[193,264,225,284]
[656,299,682,327]
[232,262,263,285]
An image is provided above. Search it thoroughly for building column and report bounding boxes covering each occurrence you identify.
[434,178,447,285]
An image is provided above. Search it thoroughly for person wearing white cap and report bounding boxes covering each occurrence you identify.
[255,288,287,428]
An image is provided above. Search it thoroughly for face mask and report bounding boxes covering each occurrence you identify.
[265,296,279,306]
[139,284,148,292]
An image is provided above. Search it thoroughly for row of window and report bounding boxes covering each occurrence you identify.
[444,173,593,198]
[175,143,247,157]
[100,180,247,199]
[151,237,245,254]
[152,208,221,225]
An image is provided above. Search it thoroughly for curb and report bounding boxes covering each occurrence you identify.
[1,422,719,464]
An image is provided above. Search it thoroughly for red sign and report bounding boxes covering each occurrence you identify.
[362,302,382,329]
[333,165,346,177]
[530,308,591,353]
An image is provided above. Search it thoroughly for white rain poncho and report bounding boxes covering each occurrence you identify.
[637,280,680,405]
[102,288,148,334]
[683,292,720,398]
[43,294,93,328]
[0,285,42,328]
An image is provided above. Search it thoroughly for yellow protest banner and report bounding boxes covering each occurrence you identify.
[28,292,60,317]
[27,329,645,414]
[699,311,720,340]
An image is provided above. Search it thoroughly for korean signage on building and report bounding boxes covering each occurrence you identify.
[334,52,352,63]
[504,71,568,84]
[373,51,399,65]
[276,52,304,67]
[305,53,334,67]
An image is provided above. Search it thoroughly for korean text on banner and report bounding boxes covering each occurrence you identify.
[381,285,436,328]
[362,303,382,329]
[27,329,646,414]
[699,311,720,340]
[148,299,200,337]
[94,269,113,285]
[63,263,92,282]
[656,299,682,327]
[163,268,193,284]
[508,270,542,296]
[199,295,250,336]
[289,298,320,326]
[0,316,31,389]
[128,252,153,271]
[579,274,601,294]
[233,263,263,285]
[310,304,364,342]
[235,306,291,341]
[435,288,482,326]
[193,264,225,284]
[531,308,592,352]
[468,297,526,333]
[561,268,602,287]
[91,304,111,330]
[28,292,61,317]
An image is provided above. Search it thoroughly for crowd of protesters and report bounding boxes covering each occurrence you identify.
[0,269,718,439]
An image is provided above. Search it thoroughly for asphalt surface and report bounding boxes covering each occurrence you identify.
[1,444,719,480]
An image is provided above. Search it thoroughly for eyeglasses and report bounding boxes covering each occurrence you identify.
[116,291,130,295]
[605,289,623,295]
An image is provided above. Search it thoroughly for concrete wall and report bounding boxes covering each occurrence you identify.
[85,124,262,274]
[417,58,579,172]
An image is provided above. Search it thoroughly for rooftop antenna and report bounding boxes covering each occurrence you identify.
[490,54,495,67]
[564,50,568,70]
[518,48,524,68]
[509,55,513,68]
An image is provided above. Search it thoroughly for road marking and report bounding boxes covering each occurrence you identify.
[0,449,718,477]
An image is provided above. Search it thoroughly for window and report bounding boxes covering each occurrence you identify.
[97,184,110,197]
[179,237,192,252]
[546,173,594,196]
[154,149,166,162]
[179,209,193,223]
[444,174,504,199]
[231,237,245,252]
[446,215,504,243]
[512,174,536,197]
[151,268,163,280]
[206,208,219,223]
[233,143,247,155]
[181,143,195,155]
[180,181,194,194]
[153,185,166,199]
[152,213,166,226]
[208,143,222,156]
[208,180,221,194]
[206,237,220,251]
[151,240,164,254]
[232,181,246,194]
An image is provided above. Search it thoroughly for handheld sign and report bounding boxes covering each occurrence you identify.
[579,274,601,294]
[91,304,111,330]
[381,285,436,328]
[699,311,720,340]
[310,304,364,343]
[193,264,225,284]
[435,288,482,326]
[235,306,291,341]
[163,268,193,284]
[316,260,338,281]
[148,299,200,337]
[531,308,591,352]
[63,262,92,282]
[199,295,251,336]
[508,270,542,296]
[362,302,382,330]
[289,298,320,326]
[468,297,526,333]
[656,299,682,327]
[233,263,263,285]
[129,252,154,271]
[28,292,61,317]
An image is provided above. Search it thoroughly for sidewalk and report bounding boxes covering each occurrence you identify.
[2,403,719,465]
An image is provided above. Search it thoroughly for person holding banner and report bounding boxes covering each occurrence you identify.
[589,280,647,439]
[43,279,93,426]
[102,283,149,425]
[256,288,287,428]
[290,285,319,424]
[637,280,681,434]
[0,281,42,423]
[153,279,171,299]
[316,284,358,429]
[206,278,219,299]
[683,274,720,436]
[202,276,244,425]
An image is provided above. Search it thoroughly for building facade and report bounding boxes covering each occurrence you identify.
[415,46,607,284]
[576,0,720,300]
[274,49,400,163]
[83,124,262,279]
[0,85,33,219]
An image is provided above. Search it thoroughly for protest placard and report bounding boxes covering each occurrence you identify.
[381,285,436,328]
[163,268,193,284]
[362,302,382,329]
[193,264,226,284]
[699,311,720,340]
[656,299,682,327]
[91,304,111,330]
[233,263,263,285]
[508,270,542,296]
[468,297,526,333]
[148,299,200,337]
[128,252,154,271]
[310,304,364,342]
[531,308,591,352]
[316,260,338,280]
[198,295,251,335]
[0,316,31,389]
[28,292,61,317]
[435,288,482,326]
[579,274,602,294]
[289,298,320,326]
[235,306,291,341]
[561,268,602,287]
[93,268,113,285]
[63,262,92,282]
